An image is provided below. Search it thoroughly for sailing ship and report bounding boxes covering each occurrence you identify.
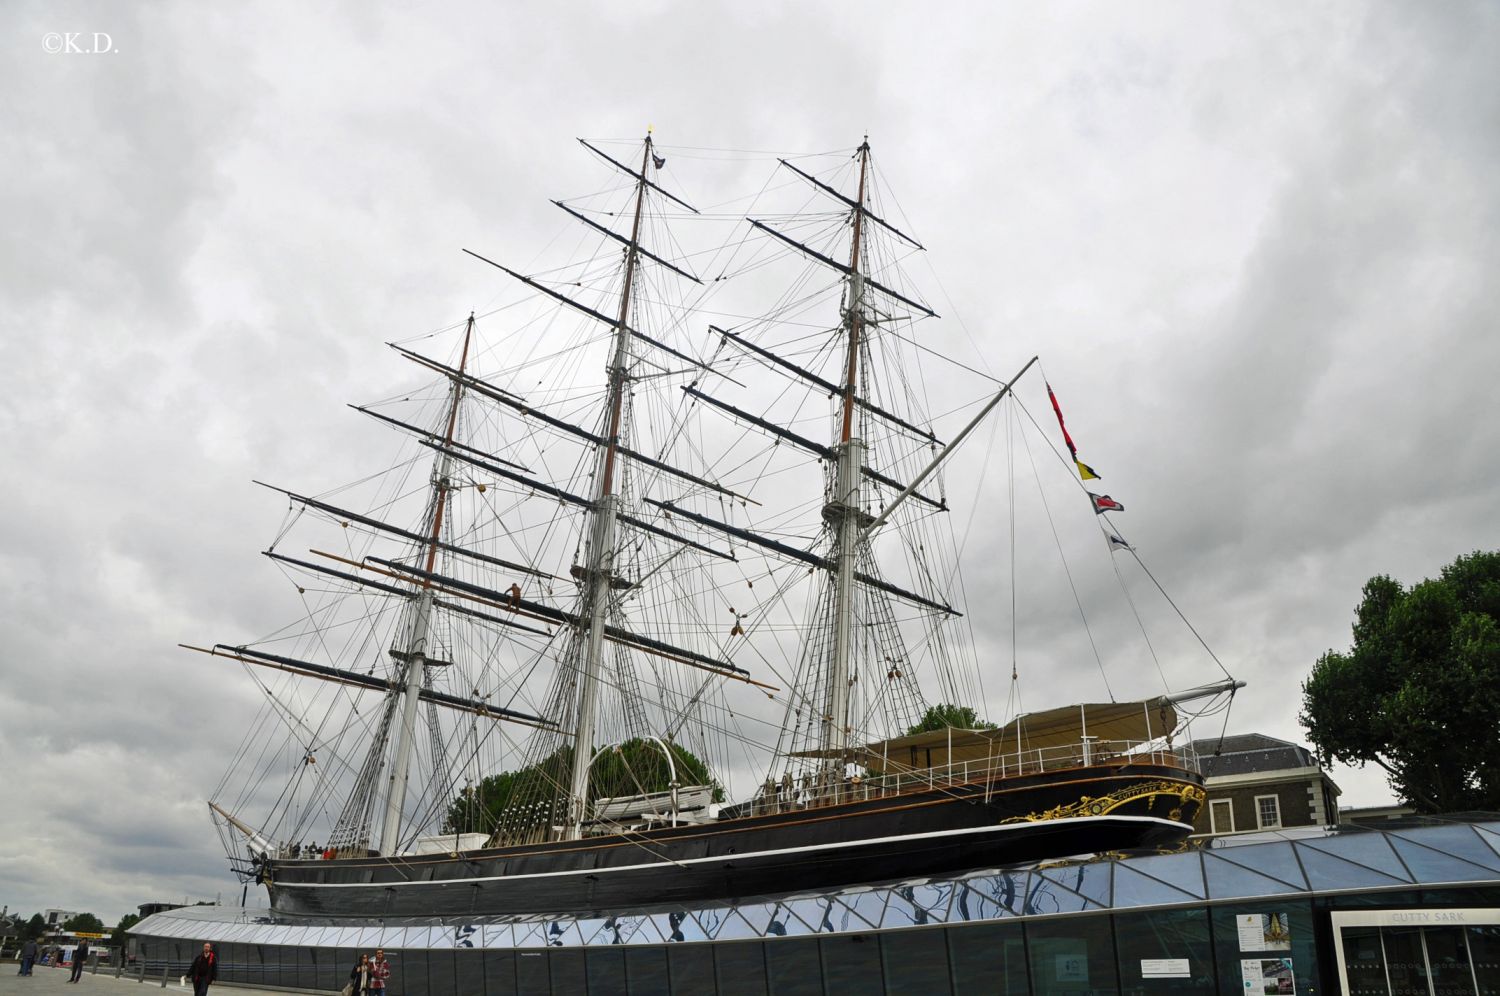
[194,135,1237,919]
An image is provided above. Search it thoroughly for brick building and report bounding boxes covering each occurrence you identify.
[1188,732,1341,836]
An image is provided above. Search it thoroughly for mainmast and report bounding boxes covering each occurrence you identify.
[822,140,872,789]
[564,135,654,840]
[377,313,476,855]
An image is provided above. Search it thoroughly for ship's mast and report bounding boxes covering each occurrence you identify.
[823,140,872,791]
[564,136,654,840]
[378,313,476,855]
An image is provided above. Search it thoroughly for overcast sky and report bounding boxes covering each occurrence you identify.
[2,1,1496,924]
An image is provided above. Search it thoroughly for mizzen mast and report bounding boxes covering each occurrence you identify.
[822,140,872,791]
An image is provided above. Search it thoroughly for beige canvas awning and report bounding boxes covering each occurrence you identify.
[791,697,1179,770]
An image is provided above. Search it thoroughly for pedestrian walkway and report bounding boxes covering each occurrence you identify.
[0,962,320,996]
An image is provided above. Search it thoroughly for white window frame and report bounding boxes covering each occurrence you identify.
[1255,793,1282,829]
[1209,798,1235,834]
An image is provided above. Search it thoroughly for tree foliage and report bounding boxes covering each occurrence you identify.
[1301,550,1500,813]
[114,913,141,938]
[24,914,45,940]
[61,913,105,934]
[906,703,997,736]
[445,738,721,835]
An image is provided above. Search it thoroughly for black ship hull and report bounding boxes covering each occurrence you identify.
[265,762,1203,917]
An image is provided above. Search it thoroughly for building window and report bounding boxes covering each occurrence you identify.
[1210,798,1235,834]
[1255,794,1282,829]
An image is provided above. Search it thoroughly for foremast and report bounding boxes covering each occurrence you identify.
[566,136,654,840]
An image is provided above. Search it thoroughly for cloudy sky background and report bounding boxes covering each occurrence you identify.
[3,0,1497,922]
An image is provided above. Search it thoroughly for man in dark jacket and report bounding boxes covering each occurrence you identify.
[18,938,37,975]
[68,940,89,982]
[188,942,217,995]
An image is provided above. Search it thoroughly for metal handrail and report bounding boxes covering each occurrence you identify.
[753,738,1198,814]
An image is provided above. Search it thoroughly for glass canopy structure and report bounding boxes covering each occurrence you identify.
[132,817,1500,994]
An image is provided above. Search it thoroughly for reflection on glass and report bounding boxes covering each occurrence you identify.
[1422,926,1477,996]
[1382,926,1430,995]
[1026,915,1119,994]
[1466,926,1500,996]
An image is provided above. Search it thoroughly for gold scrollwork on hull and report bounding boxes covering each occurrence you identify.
[999,780,1205,826]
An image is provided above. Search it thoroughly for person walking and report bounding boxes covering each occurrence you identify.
[68,939,90,982]
[187,942,217,995]
[344,953,371,995]
[18,938,37,975]
[369,949,391,994]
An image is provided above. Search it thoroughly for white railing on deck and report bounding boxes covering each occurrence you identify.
[751,738,1199,816]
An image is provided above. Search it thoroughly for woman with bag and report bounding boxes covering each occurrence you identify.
[344,953,371,996]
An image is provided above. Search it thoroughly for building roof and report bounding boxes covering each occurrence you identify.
[1188,732,1320,778]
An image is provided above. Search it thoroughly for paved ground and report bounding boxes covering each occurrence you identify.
[0,964,317,996]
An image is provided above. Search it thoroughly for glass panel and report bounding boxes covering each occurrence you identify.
[550,950,586,994]
[715,911,766,942]
[1341,926,1391,996]
[586,947,627,996]
[625,947,669,996]
[1114,864,1203,908]
[1209,842,1308,891]
[1304,834,1413,883]
[1036,860,1115,907]
[951,880,1014,922]
[820,935,882,993]
[764,938,822,996]
[693,908,732,940]
[737,904,777,937]
[1023,871,1092,915]
[881,926,953,995]
[715,941,768,996]
[1382,926,1430,995]
[837,889,889,929]
[1298,845,1410,891]
[665,911,709,943]
[1423,926,1477,996]
[1466,926,1500,996]
[1401,827,1500,874]
[515,950,548,993]
[1124,852,1206,900]
[474,950,510,994]
[957,921,1029,993]
[1257,796,1282,829]
[1209,901,1319,995]
[1025,914,1118,993]
[668,946,715,995]
[1114,907,1215,993]
[886,883,953,925]
[1391,834,1500,884]
[1204,852,1306,900]
[425,950,457,996]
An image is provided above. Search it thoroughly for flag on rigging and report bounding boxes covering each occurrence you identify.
[652,154,667,170]
[1046,381,1102,481]
[1107,533,1134,552]
[1090,493,1125,514]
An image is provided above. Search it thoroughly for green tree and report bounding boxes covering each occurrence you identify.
[24,913,44,940]
[1301,550,1500,813]
[906,703,997,735]
[113,913,141,938]
[445,738,721,835]
[61,913,105,934]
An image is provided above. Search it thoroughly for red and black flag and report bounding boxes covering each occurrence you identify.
[1046,382,1102,481]
[1090,493,1125,514]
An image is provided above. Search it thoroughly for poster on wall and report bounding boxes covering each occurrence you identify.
[1055,952,1088,985]
[1241,957,1296,995]
[1237,912,1292,951]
